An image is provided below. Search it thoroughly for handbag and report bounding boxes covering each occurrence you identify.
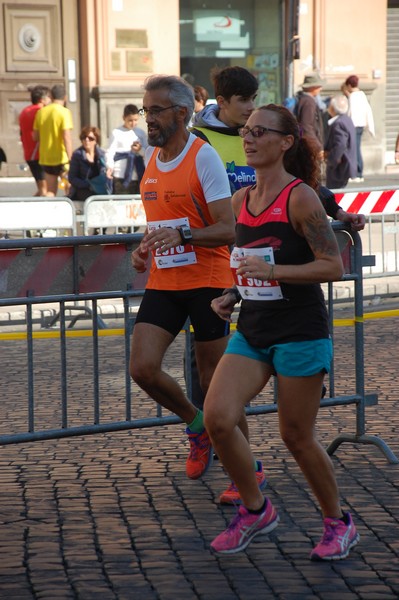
[89,172,110,195]
[88,153,111,195]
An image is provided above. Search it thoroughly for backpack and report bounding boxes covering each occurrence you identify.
[283,94,299,116]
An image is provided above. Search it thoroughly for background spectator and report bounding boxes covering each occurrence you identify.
[296,72,326,156]
[68,126,107,202]
[342,74,375,182]
[19,85,51,196]
[193,85,209,113]
[189,65,258,420]
[0,147,6,171]
[324,94,357,189]
[33,84,73,197]
[105,104,147,195]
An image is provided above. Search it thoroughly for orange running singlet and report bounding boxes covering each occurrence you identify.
[140,137,233,291]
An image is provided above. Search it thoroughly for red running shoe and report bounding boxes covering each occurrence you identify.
[185,427,213,479]
[219,461,266,505]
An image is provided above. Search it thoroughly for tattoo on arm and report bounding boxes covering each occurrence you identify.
[303,209,338,256]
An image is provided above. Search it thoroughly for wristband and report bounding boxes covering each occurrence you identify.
[222,287,242,303]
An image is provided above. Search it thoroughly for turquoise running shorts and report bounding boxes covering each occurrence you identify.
[225,331,332,377]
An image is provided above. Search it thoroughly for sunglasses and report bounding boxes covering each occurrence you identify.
[81,135,96,141]
[238,125,289,138]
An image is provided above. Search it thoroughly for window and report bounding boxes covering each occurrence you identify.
[179,0,283,104]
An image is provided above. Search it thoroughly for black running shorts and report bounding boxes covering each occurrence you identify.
[135,287,230,342]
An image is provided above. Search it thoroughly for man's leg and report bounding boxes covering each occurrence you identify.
[355,127,364,177]
[130,294,213,481]
[184,332,205,410]
[28,161,47,197]
[45,172,59,196]
[37,178,48,197]
[130,322,197,424]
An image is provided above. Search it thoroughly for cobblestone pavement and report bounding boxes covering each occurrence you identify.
[0,310,398,599]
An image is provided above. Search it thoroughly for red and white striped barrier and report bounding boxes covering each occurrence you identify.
[335,189,399,215]
[0,242,145,299]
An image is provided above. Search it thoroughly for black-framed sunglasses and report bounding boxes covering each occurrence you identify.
[82,135,96,141]
[238,125,289,138]
[138,104,180,117]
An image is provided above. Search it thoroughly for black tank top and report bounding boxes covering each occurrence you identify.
[235,179,329,347]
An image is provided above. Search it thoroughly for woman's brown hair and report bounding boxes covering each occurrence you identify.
[257,104,321,190]
[80,125,101,145]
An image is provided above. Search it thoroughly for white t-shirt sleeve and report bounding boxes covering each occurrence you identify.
[105,129,118,169]
[195,143,231,202]
[365,98,375,137]
[144,146,155,167]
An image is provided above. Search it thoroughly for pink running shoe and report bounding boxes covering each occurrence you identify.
[185,428,213,479]
[211,500,279,555]
[219,461,267,505]
[310,512,360,561]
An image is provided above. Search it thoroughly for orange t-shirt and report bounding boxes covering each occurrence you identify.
[140,137,232,291]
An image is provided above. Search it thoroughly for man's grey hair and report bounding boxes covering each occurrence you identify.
[330,94,349,115]
[143,75,195,126]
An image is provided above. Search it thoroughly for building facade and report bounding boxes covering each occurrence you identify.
[0,0,396,177]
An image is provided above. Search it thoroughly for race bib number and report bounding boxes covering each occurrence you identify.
[148,217,197,269]
[230,246,283,301]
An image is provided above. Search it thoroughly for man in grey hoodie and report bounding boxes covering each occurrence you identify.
[191,66,258,193]
[186,67,259,415]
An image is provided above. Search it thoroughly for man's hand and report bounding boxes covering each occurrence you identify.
[143,227,181,253]
[337,209,366,231]
[131,244,149,273]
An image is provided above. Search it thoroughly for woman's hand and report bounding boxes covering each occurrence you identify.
[236,256,274,281]
[211,293,237,323]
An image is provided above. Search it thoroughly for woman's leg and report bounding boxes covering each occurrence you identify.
[204,353,273,510]
[277,373,341,518]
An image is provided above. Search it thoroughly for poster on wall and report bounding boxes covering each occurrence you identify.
[193,10,249,51]
[247,53,280,105]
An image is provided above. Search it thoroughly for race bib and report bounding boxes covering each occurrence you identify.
[230,246,283,301]
[148,217,197,269]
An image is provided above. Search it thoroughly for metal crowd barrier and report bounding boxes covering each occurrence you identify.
[0,196,77,237]
[0,226,397,462]
[0,194,145,238]
[1,191,398,278]
[333,185,399,278]
[81,194,146,235]
[361,213,399,278]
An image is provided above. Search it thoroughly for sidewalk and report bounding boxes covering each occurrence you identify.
[1,173,399,313]
[2,169,399,191]
[0,308,398,599]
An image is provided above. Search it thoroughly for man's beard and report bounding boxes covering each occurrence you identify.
[148,120,179,147]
